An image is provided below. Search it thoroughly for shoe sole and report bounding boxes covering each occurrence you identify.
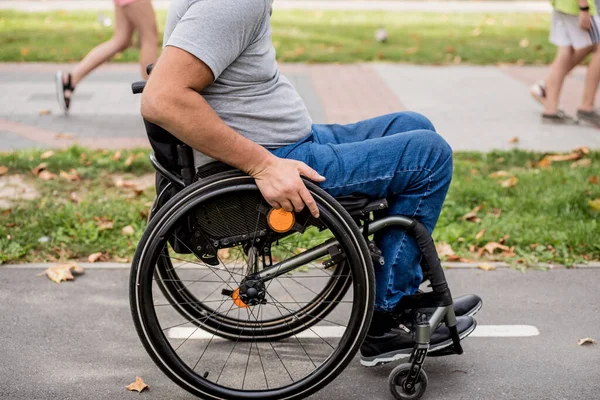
[464,300,483,318]
[577,115,600,128]
[360,319,478,368]
[55,71,68,115]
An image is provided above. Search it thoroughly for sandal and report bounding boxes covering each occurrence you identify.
[55,71,75,114]
[541,110,578,125]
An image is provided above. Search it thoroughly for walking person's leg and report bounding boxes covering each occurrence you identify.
[531,46,593,104]
[121,0,158,79]
[543,46,581,121]
[55,4,134,113]
[577,44,600,125]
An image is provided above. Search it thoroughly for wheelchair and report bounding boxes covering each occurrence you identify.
[129,69,467,400]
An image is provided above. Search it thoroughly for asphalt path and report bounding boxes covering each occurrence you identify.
[0,266,598,400]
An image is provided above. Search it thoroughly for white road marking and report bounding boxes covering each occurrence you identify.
[167,324,539,340]
[471,324,540,337]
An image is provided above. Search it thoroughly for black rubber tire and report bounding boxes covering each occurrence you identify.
[130,173,375,400]
[388,363,429,400]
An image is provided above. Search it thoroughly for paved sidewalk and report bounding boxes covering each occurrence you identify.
[0,0,552,12]
[1,62,599,152]
[1,265,599,399]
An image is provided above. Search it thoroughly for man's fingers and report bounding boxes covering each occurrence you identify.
[266,198,282,210]
[278,199,295,212]
[297,163,325,182]
[299,186,320,218]
[290,194,305,213]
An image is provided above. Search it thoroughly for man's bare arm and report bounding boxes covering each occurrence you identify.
[141,46,324,216]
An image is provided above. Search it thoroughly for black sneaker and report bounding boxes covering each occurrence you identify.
[449,294,483,317]
[360,315,477,367]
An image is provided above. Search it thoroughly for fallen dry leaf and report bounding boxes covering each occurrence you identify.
[589,176,599,185]
[436,242,455,258]
[571,159,591,168]
[498,234,510,245]
[112,150,122,161]
[478,241,515,257]
[122,225,135,235]
[218,248,230,260]
[589,199,600,212]
[478,262,496,271]
[519,38,530,48]
[453,55,462,64]
[97,220,114,230]
[436,242,467,262]
[39,109,52,116]
[508,136,519,144]
[461,204,484,223]
[69,192,82,204]
[87,252,104,263]
[536,157,552,168]
[294,247,308,255]
[500,176,518,188]
[489,170,508,178]
[37,170,57,181]
[113,255,129,263]
[32,162,48,176]
[59,168,81,182]
[38,263,84,283]
[574,146,590,155]
[0,166,8,176]
[20,47,29,57]
[126,377,149,393]
[40,150,55,160]
[538,152,583,168]
[475,229,486,240]
[115,178,140,190]
[124,154,136,167]
[489,208,502,218]
[577,338,596,346]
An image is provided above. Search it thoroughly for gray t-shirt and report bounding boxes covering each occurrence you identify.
[163,0,313,167]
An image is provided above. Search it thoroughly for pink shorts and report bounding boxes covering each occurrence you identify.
[114,0,138,7]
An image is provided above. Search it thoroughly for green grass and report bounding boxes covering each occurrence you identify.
[0,147,598,266]
[0,10,557,64]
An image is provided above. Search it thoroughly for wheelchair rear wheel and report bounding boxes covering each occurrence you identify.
[130,174,374,399]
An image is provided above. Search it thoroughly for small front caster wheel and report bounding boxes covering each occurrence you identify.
[388,363,428,400]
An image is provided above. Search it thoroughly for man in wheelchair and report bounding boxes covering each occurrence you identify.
[140,0,481,368]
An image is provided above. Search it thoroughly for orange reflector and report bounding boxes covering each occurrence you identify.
[267,208,295,233]
[232,288,247,308]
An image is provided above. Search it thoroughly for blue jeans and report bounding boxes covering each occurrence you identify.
[271,112,453,312]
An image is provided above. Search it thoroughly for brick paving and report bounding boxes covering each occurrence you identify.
[0,62,599,152]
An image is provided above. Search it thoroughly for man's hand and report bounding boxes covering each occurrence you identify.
[250,155,326,218]
[580,11,592,30]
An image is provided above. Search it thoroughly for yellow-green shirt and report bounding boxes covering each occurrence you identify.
[553,0,597,16]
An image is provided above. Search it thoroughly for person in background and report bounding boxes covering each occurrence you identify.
[530,0,600,126]
[55,0,158,114]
